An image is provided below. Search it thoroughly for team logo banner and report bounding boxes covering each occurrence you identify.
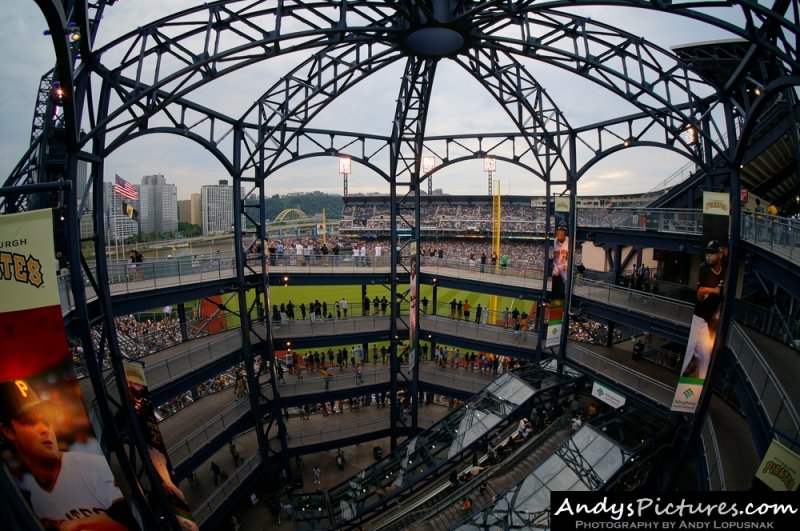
[0,209,139,530]
[754,439,800,492]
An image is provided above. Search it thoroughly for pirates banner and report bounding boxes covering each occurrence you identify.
[671,192,729,413]
[547,195,571,349]
[123,360,198,529]
[0,209,139,530]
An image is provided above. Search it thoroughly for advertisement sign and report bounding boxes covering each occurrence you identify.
[545,320,562,348]
[0,209,139,530]
[591,381,627,409]
[672,192,729,413]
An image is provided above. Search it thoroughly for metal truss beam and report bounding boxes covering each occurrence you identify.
[455,47,569,178]
[388,56,435,448]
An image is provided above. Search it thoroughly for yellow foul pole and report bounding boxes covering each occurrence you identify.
[490,180,501,320]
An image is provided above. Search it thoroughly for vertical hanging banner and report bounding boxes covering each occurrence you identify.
[408,257,419,374]
[0,209,139,530]
[672,192,730,413]
[123,360,199,530]
[547,196,571,348]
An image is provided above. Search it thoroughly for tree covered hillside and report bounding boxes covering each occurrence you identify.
[265,192,343,219]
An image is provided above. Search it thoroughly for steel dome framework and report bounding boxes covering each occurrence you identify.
[4,1,799,528]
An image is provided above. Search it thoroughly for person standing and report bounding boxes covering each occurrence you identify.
[480,251,487,273]
[450,299,457,318]
[341,297,348,319]
[463,300,471,321]
[313,465,321,486]
[321,368,332,391]
[421,296,429,314]
[211,461,223,485]
[374,242,383,266]
[475,303,482,323]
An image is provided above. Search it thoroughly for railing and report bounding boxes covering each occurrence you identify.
[418,367,494,395]
[732,300,798,351]
[701,416,726,491]
[727,322,800,449]
[167,398,253,469]
[287,417,391,448]
[577,207,703,235]
[565,343,675,407]
[146,332,244,389]
[193,452,261,527]
[740,211,800,266]
[573,278,694,327]
[419,256,545,285]
[266,313,399,342]
[419,314,539,349]
[274,367,392,396]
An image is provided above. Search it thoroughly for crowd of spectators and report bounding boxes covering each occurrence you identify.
[249,236,580,273]
[339,202,547,233]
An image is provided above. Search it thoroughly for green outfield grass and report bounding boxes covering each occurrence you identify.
[196,282,539,335]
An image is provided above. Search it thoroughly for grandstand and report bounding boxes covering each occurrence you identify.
[339,193,664,238]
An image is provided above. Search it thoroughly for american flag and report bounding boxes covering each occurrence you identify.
[114,174,138,201]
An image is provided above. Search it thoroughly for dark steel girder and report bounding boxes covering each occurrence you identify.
[388,55,436,447]
[475,2,798,77]
[455,47,570,177]
[62,1,790,184]
[250,41,404,175]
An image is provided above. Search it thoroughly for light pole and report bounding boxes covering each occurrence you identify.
[339,156,351,197]
[422,155,436,195]
[484,155,496,195]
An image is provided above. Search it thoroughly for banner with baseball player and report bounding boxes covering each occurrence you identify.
[546,196,571,349]
[0,209,139,530]
[671,192,730,413]
[124,360,198,530]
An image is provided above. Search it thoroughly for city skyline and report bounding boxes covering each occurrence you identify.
[2,1,739,201]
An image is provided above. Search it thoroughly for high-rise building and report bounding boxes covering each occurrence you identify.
[77,162,94,240]
[104,182,138,243]
[190,193,202,225]
[201,180,243,235]
[178,199,192,224]
[139,174,178,235]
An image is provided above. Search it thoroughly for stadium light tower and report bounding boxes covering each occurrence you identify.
[422,155,436,195]
[484,156,496,195]
[339,156,351,197]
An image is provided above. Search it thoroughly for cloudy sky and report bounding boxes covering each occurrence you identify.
[2,1,741,200]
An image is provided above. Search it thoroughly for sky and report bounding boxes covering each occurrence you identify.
[1,1,743,200]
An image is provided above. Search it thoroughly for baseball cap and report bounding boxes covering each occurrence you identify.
[0,380,51,425]
[705,240,723,253]
[556,221,568,231]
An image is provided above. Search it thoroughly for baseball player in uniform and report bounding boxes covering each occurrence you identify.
[1,379,135,530]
